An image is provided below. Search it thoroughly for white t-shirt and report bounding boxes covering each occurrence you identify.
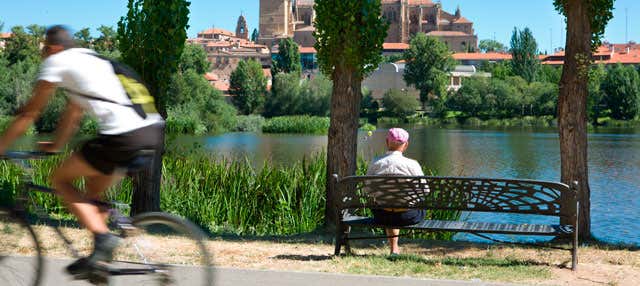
[366,151,425,176]
[38,48,163,135]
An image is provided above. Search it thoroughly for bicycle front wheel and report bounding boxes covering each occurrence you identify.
[0,208,43,286]
[110,212,214,286]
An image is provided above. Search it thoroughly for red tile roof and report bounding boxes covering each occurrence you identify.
[383,42,410,50]
[0,32,12,39]
[452,52,512,61]
[382,0,433,5]
[453,17,472,24]
[541,43,640,65]
[426,31,470,37]
[299,46,317,54]
[204,73,219,81]
[206,42,232,48]
[198,28,235,37]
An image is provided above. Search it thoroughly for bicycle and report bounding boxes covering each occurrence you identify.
[0,151,214,286]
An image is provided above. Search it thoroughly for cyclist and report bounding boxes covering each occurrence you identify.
[0,25,164,278]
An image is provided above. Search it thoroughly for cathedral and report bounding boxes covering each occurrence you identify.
[258,0,478,52]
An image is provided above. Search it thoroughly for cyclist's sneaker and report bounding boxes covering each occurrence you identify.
[66,233,121,278]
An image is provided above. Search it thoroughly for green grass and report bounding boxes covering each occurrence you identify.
[336,253,551,282]
[263,116,330,134]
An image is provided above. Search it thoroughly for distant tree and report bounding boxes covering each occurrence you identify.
[94,25,118,53]
[271,37,301,75]
[510,27,539,83]
[528,81,558,116]
[382,89,419,118]
[587,64,607,124]
[478,61,513,80]
[602,64,640,120]
[314,0,388,226]
[554,0,614,240]
[117,0,190,118]
[251,28,259,42]
[264,72,303,117]
[300,74,332,116]
[117,0,191,215]
[449,77,489,117]
[403,33,455,111]
[479,39,506,53]
[230,59,267,114]
[179,43,210,74]
[537,65,562,84]
[4,26,40,65]
[74,27,93,48]
[0,21,4,32]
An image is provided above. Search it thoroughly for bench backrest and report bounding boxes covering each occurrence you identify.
[334,175,577,218]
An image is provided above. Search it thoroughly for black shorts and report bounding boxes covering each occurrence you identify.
[80,123,165,175]
[372,209,425,227]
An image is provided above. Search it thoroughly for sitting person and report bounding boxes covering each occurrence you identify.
[366,128,426,255]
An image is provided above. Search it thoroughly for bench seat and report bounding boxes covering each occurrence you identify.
[343,215,575,236]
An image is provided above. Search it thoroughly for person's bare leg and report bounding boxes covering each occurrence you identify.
[85,174,124,221]
[386,228,400,254]
[51,153,109,233]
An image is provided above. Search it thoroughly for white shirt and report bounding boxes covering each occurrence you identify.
[38,48,163,135]
[366,151,425,177]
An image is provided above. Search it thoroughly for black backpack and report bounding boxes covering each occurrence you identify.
[71,52,159,119]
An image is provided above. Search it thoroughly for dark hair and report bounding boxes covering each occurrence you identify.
[45,25,76,49]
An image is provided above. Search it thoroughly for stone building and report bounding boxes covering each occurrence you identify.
[188,15,272,91]
[258,0,477,52]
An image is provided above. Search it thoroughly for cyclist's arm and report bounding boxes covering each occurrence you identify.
[0,80,56,154]
[47,100,84,151]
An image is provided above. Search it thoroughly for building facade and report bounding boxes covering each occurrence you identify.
[258,0,477,52]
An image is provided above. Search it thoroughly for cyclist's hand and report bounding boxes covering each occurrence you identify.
[37,141,59,153]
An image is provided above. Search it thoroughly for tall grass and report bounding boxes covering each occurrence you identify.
[0,150,460,239]
[262,116,330,134]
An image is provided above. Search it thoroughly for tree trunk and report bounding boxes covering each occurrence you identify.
[558,0,591,240]
[325,64,362,228]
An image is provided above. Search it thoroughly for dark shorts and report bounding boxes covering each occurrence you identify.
[80,123,165,175]
[372,209,425,227]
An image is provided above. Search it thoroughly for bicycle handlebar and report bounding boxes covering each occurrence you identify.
[0,151,60,160]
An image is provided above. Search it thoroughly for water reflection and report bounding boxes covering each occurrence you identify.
[191,126,640,245]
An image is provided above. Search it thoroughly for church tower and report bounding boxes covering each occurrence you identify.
[258,0,294,46]
[236,14,249,40]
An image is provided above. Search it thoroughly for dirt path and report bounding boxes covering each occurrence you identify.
[3,225,639,285]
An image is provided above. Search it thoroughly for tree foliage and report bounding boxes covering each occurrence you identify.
[251,28,259,42]
[117,0,191,117]
[602,64,640,120]
[403,33,455,106]
[382,89,419,118]
[179,43,210,74]
[230,59,267,115]
[510,27,539,83]
[553,0,614,50]
[587,64,607,123]
[265,73,332,117]
[478,39,506,53]
[271,37,301,75]
[74,27,93,48]
[94,25,118,54]
[4,26,41,65]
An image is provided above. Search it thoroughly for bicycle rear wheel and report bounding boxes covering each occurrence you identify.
[109,212,213,286]
[0,208,43,286]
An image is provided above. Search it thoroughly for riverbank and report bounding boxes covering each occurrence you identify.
[377,116,640,129]
[5,224,639,285]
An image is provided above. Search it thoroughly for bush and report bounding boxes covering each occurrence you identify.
[234,115,265,132]
[359,123,376,132]
[166,104,207,135]
[382,89,419,118]
[264,73,332,117]
[262,116,330,134]
[0,115,35,135]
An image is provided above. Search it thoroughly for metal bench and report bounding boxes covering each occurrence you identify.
[332,175,579,270]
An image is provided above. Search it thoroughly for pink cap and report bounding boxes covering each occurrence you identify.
[386,128,409,143]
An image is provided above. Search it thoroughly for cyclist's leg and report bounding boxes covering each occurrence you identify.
[51,152,109,233]
[85,174,124,221]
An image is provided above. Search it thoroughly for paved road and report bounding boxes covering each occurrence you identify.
[2,256,522,286]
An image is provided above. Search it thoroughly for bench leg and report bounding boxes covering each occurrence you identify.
[572,203,579,271]
[343,226,352,255]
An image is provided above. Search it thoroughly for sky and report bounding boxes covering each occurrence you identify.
[1,0,638,53]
